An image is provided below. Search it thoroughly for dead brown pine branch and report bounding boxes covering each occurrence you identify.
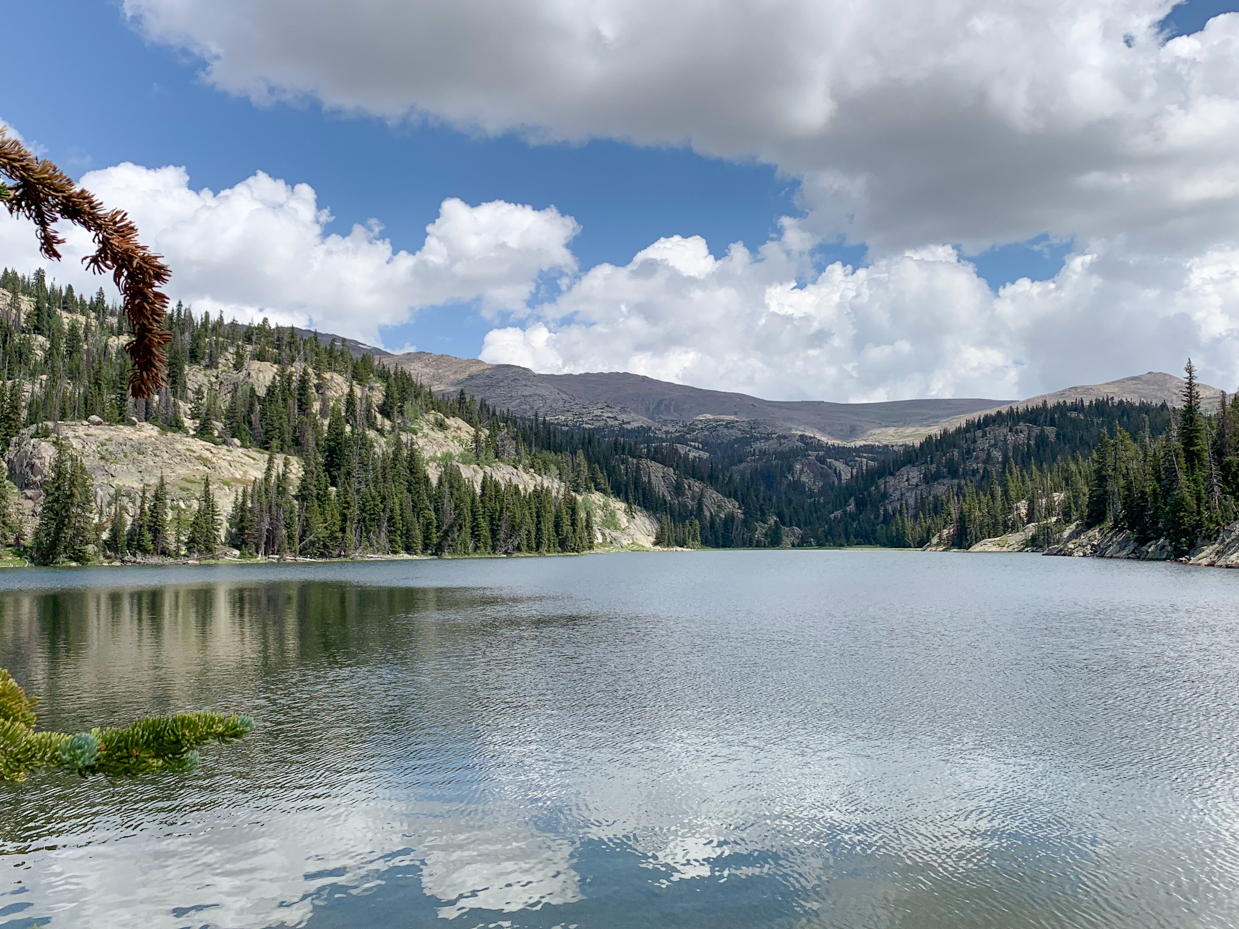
[0,128,170,398]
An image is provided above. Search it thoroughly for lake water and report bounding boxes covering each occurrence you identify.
[2,551,1239,928]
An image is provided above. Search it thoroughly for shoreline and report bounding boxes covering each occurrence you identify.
[7,537,1235,570]
[925,520,1239,569]
[0,544,919,569]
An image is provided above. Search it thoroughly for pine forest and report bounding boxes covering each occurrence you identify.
[3,266,1239,565]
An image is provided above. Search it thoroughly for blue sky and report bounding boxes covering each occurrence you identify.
[2,0,793,355]
[3,1,1239,401]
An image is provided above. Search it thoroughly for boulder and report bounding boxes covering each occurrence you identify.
[7,437,57,493]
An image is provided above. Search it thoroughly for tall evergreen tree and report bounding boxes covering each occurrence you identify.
[149,475,171,557]
[105,492,128,558]
[127,487,153,555]
[31,441,95,565]
[187,477,220,556]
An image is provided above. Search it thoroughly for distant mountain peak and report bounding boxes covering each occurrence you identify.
[374,347,1217,447]
[1010,371,1221,411]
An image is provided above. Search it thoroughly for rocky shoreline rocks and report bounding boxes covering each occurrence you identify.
[926,518,1239,567]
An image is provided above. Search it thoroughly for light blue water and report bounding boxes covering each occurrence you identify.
[2,551,1239,928]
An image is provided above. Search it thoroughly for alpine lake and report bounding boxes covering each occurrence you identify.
[2,550,1239,929]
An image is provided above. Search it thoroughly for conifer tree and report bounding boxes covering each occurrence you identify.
[149,475,171,556]
[766,518,784,548]
[1180,360,1208,478]
[188,477,220,556]
[684,518,702,549]
[655,514,674,548]
[127,486,153,555]
[30,441,95,565]
[105,492,128,557]
[0,477,19,548]
[226,486,251,553]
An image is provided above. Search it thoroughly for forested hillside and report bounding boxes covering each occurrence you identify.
[819,365,1239,558]
[0,269,680,563]
[4,265,1235,564]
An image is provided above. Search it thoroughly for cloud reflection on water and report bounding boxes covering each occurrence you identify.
[3,555,1239,929]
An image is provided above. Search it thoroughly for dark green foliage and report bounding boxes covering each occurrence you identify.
[766,519,784,547]
[69,712,254,778]
[126,487,153,555]
[654,514,674,548]
[817,366,1239,557]
[0,476,19,547]
[105,492,128,557]
[150,475,171,556]
[187,476,220,556]
[0,668,36,728]
[0,668,252,782]
[1068,365,1235,555]
[806,397,1175,548]
[30,440,95,565]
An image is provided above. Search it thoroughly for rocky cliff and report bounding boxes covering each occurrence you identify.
[6,421,299,531]
[927,518,1239,568]
[2,413,658,554]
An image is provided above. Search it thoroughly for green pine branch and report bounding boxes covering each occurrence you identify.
[0,668,253,782]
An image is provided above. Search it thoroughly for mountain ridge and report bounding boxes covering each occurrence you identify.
[376,349,1217,446]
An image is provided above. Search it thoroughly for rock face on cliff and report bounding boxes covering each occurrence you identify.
[1045,521,1239,567]
[963,524,1040,553]
[1043,524,1175,560]
[626,458,742,521]
[930,518,1239,568]
[1186,524,1239,568]
[5,422,300,533]
[0,290,32,328]
[6,422,296,509]
[1,416,659,552]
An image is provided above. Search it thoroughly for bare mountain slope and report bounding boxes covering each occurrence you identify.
[541,372,1007,440]
[897,371,1228,445]
[378,351,1220,446]
[382,351,1010,443]
[1012,371,1222,410]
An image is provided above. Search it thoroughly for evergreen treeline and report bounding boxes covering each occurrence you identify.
[818,363,1239,556]
[222,443,595,559]
[816,397,1172,548]
[567,425,894,548]
[0,269,651,563]
[12,266,1234,561]
[1078,363,1239,555]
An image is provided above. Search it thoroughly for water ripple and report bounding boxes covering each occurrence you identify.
[2,552,1239,928]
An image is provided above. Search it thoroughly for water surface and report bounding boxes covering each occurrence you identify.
[2,551,1239,928]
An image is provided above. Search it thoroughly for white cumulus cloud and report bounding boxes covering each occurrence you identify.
[481,227,1239,401]
[0,117,27,146]
[0,161,577,345]
[114,0,1239,399]
[120,1,1239,254]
